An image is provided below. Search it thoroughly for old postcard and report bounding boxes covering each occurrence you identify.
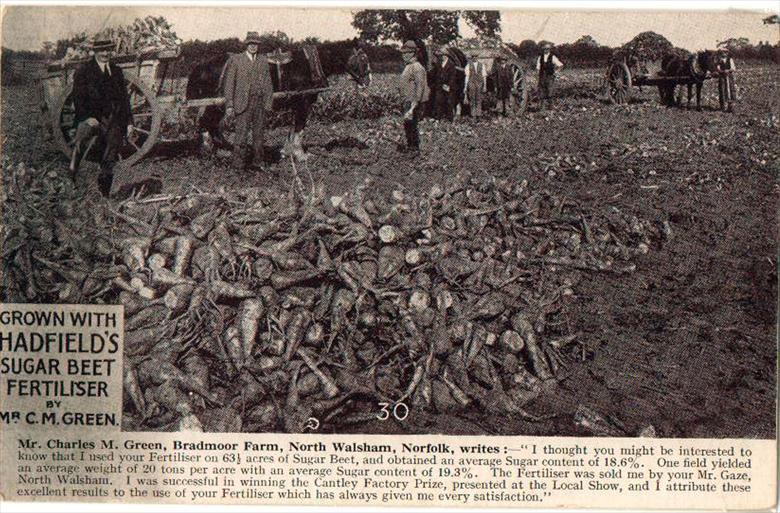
[0,2,777,511]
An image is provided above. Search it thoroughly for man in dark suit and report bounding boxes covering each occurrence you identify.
[222,31,274,170]
[435,47,458,121]
[70,38,133,196]
[492,55,514,116]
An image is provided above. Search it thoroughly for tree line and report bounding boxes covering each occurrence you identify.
[2,8,778,85]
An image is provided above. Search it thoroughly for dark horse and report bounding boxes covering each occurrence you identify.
[186,43,369,160]
[659,50,719,110]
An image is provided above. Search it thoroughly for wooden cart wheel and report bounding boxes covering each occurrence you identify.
[53,74,162,170]
[606,61,632,105]
[514,76,529,114]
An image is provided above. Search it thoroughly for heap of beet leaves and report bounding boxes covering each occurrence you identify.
[1,158,667,432]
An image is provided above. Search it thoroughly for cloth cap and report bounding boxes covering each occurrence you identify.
[244,31,262,45]
[401,40,417,53]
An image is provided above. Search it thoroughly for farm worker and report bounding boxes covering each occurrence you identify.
[69,37,133,196]
[426,48,441,119]
[492,55,514,116]
[435,47,458,121]
[536,42,564,110]
[716,49,738,113]
[463,50,487,118]
[346,38,372,89]
[222,31,274,170]
[447,47,467,119]
[398,40,430,154]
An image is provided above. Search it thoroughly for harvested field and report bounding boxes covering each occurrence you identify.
[1,64,777,437]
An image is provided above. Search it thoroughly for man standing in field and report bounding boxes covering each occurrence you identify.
[70,37,133,196]
[716,49,738,113]
[464,50,487,118]
[435,47,457,121]
[426,48,440,119]
[536,42,564,111]
[492,55,514,116]
[346,38,372,89]
[222,31,274,170]
[398,40,429,155]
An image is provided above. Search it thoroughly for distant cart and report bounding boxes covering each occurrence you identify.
[40,46,329,169]
[604,55,717,105]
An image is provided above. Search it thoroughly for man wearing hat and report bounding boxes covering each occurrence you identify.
[535,42,564,110]
[716,49,738,113]
[398,40,429,154]
[222,31,274,170]
[70,37,133,196]
[425,47,441,119]
[492,55,514,116]
[435,46,458,121]
[346,38,372,89]
[463,50,486,118]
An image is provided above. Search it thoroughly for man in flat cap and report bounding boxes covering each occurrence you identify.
[492,55,514,116]
[222,31,274,170]
[463,50,486,118]
[716,49,738,113]
[535,42,564,111]
[398,40,429,154]
[70,37,133,196]
[346,38,372,89]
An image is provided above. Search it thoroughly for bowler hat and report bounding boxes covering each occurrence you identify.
[244,31,262,45]
[90,38,115,51]
[446,46,459,61]
[540,42,554,50]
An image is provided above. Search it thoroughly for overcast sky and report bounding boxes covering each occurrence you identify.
[1,5,778,52]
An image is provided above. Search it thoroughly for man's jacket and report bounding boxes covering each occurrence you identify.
[438,58,460,92]
[72,58,132,127]
[221,52,274,114]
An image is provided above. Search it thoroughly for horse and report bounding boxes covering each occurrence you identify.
[186,43,369,160]
[659,50,719,110]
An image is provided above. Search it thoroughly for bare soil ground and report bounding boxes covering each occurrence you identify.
[2,65,777,437]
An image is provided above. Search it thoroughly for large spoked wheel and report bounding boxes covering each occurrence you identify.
[54,74,162,170]
[513,77,529,114]
[606,61,632,105]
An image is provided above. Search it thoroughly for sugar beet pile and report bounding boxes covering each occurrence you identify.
[1,158,668,432]
[56,16,182,63]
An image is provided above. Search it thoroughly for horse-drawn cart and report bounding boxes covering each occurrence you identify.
[604,54,717,106]
[41,46,329,169]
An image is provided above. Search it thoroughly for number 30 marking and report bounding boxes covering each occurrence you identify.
[377,402,409,421]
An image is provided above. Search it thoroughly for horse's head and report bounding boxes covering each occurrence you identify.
[696,50,720,74]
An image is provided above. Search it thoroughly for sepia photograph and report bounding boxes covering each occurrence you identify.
[1,4,777,439]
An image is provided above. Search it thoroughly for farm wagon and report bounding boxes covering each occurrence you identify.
[604,54,719,106]
[39,47,329,169]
